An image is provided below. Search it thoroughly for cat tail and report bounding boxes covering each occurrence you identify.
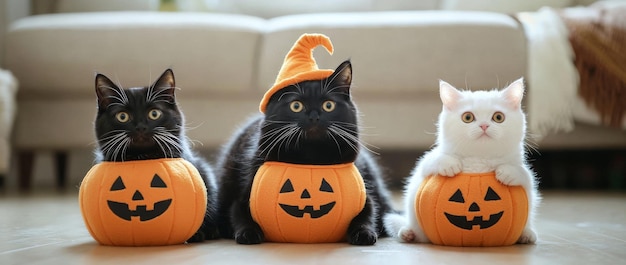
[382,212,406,239]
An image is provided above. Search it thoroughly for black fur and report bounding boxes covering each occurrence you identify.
[215,60,395,245]
[93,69,219,242]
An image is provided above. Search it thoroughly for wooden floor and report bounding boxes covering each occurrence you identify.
[1,191,625,265]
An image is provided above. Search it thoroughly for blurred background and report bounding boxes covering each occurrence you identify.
[0,0,624,193]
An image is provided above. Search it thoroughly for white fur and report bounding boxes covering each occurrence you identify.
[0,69,18,174]
[384,78,539,244]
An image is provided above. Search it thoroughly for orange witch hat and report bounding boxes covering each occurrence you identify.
[259,33,335,113]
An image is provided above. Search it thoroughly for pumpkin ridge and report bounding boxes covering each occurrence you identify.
[95,163,114,245]
[324,167,342,242]
[429,175,450,245]
[183,160,207,243]
[495,185,514,246]
[153,160,175,244]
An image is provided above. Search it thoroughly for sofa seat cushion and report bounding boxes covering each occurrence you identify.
[6,11,266,99]
[257,11,526,94]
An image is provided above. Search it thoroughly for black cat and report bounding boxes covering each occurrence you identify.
[94,69,219,242]
[215,60,395,245]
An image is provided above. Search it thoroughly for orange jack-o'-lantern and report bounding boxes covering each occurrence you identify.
[79,158,207,246]
[416,172,528,247]
[250,162,366,243]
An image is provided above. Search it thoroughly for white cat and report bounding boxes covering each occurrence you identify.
[384,78,539,244]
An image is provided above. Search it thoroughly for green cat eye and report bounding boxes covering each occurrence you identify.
[322,101,336,112]
[290,101,304,113]
[461,112,474,123]
[148,109,162,120]
[492,112,505,123]
[115,112,130,123]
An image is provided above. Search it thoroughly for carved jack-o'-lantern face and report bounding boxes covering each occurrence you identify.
[416,172,528,247]
[106,174,172,221]
[250,162,366,243]
[278,178,336,219]
[444,186,503,230]
[79,158,207,246]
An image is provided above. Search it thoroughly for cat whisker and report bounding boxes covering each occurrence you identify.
[154,130,183,158]
[146,85,177,104]
[99,132,128,161]
[277,91,302,102]
[154,135,174,158]
[324,84,351,96]
[322,62,350,94]
[326,130,343,156]
[284,126,302,151]
[329,124,380,155]
[329,126,359,155]
[110,137,130,162]
[259,124,299,160]
[524,137,540,156]
[99,85,128,105]
[91,130,127,146]
[292,82,305,95]
[259,124,293,152]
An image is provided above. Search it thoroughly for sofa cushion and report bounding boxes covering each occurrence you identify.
[6,11,265,99]
[257,11,526,94]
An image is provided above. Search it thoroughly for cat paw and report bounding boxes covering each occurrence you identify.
[348,227,378,246]
[495,165,525,186]
[186,231,206,243]
[435,155,463,177]
[234,227,264,245]
[187,225,221,243]
[399,227,415,243]
[517,228,537,244]
[398,227,429,243]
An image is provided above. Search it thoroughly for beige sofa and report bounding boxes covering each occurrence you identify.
[2,0,625,190]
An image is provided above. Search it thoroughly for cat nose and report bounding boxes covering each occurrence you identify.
[480,124,489,131]
[135,124,148,133]
[309,111,320,123]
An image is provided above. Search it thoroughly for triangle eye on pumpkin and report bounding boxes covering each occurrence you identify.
[319,178,333,193]
[484,187,501,201]
[150,174,167,188]
[449,189,465,203]
[280,179,295,193]
[110,176,126,191]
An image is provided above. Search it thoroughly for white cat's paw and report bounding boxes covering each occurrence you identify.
[436,155,463,177]
[398,227,416,243]
[517,228,537,244]
[495,165,524,186]
[398,227,429,243]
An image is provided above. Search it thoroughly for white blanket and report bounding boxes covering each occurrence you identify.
[518,7,579,139]
[0,69,18,174]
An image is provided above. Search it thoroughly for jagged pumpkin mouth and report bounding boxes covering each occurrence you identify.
[107,199,172,221]
[444,211,504,230]
[279,202,336,219]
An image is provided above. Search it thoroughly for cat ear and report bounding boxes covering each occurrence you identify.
[150,68,176,103]
[328,60,352,96]
[439,80,462,110]
[503,78,525,109]
[95,73,122,110]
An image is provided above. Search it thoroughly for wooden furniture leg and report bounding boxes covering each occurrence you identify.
[18,151,34,192]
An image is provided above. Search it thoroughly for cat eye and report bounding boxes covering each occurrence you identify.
[492,112,505,123]
[115,112,130,123]
[461,112,475,123]
[148,109,162,120]
[322,101,336,112]
[290,101,304,113]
